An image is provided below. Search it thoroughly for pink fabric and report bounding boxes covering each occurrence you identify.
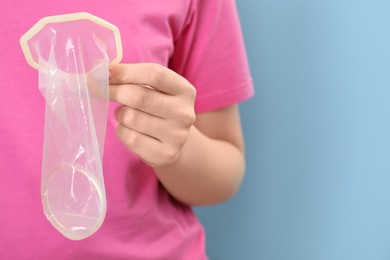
[0,0,253,259]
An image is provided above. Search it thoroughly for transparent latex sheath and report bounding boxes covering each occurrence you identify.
[37,33,109,240]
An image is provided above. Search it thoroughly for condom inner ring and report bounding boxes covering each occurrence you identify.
[41,163,106,240]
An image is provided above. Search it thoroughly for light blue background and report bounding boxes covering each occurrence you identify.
[195,1,390,259]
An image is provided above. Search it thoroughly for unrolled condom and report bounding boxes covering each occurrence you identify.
[20,13,122,240]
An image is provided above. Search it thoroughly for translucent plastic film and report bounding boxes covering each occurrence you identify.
[20,13,122,240]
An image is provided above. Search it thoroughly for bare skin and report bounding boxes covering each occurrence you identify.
[109,63,245,206]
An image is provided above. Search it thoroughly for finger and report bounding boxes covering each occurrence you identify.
[116,106,168,141]
[109,63,194,96]
[109,83,175,118]
[116,124,171,167]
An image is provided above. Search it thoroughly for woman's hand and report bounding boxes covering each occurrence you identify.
[109,63,196,168]
[109,63,245,205]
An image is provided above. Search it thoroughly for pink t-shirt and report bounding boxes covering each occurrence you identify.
[0,0,253,259]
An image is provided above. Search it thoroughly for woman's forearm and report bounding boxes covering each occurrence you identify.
[154,126,245,206]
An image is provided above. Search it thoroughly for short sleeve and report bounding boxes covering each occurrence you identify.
[169,0,254,113]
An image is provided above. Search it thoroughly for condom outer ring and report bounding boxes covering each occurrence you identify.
[41,163,107,241]
[19,12,123,70]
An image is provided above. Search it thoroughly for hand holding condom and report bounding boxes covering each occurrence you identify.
[109,63,197,169]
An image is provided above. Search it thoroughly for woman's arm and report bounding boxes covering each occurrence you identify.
[109,63,246,206]
[155,105,245,206]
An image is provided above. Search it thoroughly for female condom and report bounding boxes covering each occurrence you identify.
[20,13,122,240]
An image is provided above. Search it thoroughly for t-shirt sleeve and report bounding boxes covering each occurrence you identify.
[169,0,254,113]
